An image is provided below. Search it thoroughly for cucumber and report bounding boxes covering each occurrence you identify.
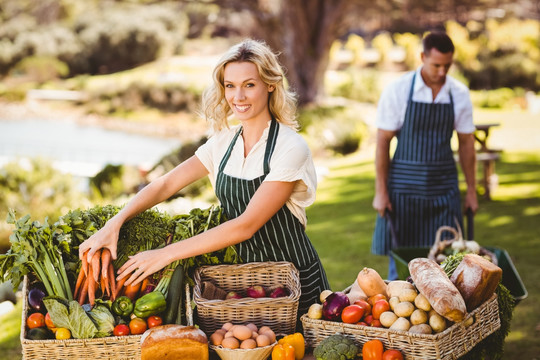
[163,263,184,324]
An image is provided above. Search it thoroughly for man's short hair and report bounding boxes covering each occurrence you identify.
[423,32,455,54]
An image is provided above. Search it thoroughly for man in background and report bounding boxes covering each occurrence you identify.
[371,31,478,280]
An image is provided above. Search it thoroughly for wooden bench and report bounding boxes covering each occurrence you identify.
[454,150,501,200]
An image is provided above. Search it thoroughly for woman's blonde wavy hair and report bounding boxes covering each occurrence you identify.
[201,39,298,133]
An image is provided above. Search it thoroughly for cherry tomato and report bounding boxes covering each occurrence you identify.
[371,319,383,328]
[45,313,55,329]
[383,349,404,360]
[372,299,390,320]
[341,305,365,324]
[27,312,45,329]
[129,317,147,335]
[113,324,130,336]
[147,316,163,329]
[363,314,374,326]
[55,328,71,340]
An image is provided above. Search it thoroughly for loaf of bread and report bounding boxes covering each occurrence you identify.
[408,258,467,322]
[450,253,502,311]
[140,325,209,360]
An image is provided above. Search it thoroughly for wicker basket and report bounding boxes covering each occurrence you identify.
[20,276,193,360]
[301,293,500,360]
[210,341,276,360]
[193,261,300,336]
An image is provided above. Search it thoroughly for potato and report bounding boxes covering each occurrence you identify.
[414,293,432,312]
[429,313,447,333]
[389,317,411,331]
[394,301,415,318]
[410,309,428,325]
[379,311,398,328]
[409,324,433,334]
[398,288,418,303]
[389,296,400,311]
[387,280,415,298]
[320,290,333,303]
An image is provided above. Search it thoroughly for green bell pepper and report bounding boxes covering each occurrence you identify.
[134,291,166,318]
[111,296,134,317]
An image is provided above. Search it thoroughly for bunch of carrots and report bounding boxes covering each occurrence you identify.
[74,248,151,306]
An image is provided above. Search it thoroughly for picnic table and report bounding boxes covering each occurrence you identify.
[474,123,501,200]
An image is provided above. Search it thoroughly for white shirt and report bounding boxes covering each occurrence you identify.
[195,121,317,226]
[376,67,475,133]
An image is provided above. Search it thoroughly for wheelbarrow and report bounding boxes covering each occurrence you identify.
[388,209,528,305]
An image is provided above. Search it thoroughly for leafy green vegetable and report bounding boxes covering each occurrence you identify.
[87,304,116,337]
[43,297,99,339]
[0,210,73,299]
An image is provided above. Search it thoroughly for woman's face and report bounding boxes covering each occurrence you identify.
[223,61,273,123]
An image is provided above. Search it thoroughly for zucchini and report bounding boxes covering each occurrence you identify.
[164,263,184,324]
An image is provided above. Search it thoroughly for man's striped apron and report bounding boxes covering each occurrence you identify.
[372,73,463,255]
[216,119,330,319]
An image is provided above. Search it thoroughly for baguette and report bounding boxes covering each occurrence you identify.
[408,258,467,322]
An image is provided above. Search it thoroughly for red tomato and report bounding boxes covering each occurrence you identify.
[113,324,130,336]
[363,314,374,326]
[129,317,147,335]
[371,319,383,328]
[341,305,365,324]
[357,321,368,326]
[372,299,390,320]
[147,316,163,329]
[383,349,404,360]
[27,312,45,329]
[354,299,372,316]
[368,293,387,306]
[45,313,55,329]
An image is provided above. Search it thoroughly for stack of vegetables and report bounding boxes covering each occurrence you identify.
[0,204,241,340]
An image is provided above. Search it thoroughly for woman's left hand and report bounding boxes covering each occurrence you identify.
[117,247,171,286]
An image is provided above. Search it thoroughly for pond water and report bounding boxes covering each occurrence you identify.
[0,119,181,177]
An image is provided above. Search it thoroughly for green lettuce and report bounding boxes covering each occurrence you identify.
[43,297,98,339]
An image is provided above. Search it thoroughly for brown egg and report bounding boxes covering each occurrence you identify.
[240,338,257,349]
[210,332,224,346]
[246,323,258,332]
[221,337,240,349]
[258,326,272,334]
[232,325,252,341]
[259,328,276,343]
[222,322,234,331]
[251,331,259,339]
[224,330,235,338]
[255,334,271,347]
[215,328,227,336]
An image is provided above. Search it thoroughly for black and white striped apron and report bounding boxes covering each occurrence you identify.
[215,119,330,318]
[372,73,463,255]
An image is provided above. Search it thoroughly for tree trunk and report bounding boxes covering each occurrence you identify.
[247,0,358,106]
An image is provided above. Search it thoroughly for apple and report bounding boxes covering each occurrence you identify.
[225,291,243,300]
[269,286,288,298]
[246,285,266,298]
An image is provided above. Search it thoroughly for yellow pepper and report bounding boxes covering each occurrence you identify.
[278,333,305,360]
[272,342,295,360]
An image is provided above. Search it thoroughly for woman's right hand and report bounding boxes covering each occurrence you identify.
[78,219,121,264]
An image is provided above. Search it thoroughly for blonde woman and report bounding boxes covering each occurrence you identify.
[79,39,330,317]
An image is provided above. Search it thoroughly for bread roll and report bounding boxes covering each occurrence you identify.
[408,258,467,322]
[141,325,209,360]
[450,253,502,311]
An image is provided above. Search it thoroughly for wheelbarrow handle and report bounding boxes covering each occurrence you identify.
[385,209,399,249]
[466,207,474,240]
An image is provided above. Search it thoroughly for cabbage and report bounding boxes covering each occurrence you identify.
[87,304,115,337]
